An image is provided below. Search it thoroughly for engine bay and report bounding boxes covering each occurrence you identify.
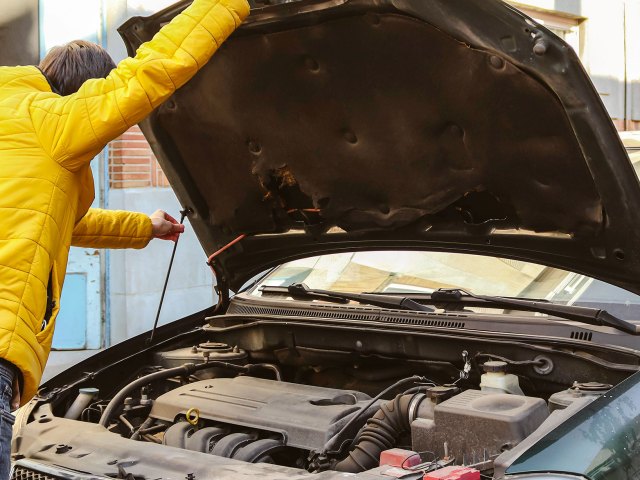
[15,308,639,479]
[146,373,553,473]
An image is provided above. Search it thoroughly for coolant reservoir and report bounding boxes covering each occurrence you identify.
[154,342,247,379]
[480,361,524,395]
[548,381,611,412]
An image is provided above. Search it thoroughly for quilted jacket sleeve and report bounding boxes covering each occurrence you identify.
[30,0,249,171]
[72,208,153,249]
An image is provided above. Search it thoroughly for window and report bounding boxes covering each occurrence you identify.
[252,251,640,320]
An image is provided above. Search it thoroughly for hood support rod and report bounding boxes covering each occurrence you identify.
[207,234,247,267]
[207,234,249,314]
[148,208,191,345]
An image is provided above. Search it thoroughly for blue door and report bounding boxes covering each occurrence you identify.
[52,273,87,349]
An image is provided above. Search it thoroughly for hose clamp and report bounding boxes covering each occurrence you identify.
[408,393,427,421]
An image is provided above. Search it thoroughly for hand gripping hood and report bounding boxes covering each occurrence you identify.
[119,0,640,294]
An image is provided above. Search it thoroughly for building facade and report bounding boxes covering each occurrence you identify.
[510,0,640,130]
[1,0,640,349]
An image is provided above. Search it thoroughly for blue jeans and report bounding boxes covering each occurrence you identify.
[0,362,14,480]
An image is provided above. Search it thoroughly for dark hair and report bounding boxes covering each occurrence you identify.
[39,40,116,96]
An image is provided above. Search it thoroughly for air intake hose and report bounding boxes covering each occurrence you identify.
[333,394,415,472]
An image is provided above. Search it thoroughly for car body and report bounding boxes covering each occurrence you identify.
[10,0,640,479]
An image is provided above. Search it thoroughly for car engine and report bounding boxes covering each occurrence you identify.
[143,373,550,472]
[20,320,623,480]
[152,376,380,462]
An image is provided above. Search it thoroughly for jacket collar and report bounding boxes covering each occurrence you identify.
[0,65,54,94]
[35,66,59,95]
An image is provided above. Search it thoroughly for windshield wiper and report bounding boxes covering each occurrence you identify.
[260,284,638,335]
[429,288,640,335]
[260,283,434,313]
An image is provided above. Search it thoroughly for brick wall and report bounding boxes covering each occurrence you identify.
[109,126,170,189]
[613,119,640,132]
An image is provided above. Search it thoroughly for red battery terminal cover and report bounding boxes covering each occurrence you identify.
[424,466,480,480]
[380,449,422,468]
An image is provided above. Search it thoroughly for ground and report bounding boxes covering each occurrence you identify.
[42,350,101,383]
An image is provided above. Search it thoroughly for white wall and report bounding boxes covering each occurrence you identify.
[108,188,216,345]
[579,0,627,121]
[517,0,581,15]
[105,0,178,63]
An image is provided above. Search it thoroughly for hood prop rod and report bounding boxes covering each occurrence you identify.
[206,234,249,314]
[206,234,247,268]
[148,208,191,345]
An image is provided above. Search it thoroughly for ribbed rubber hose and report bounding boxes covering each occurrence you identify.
[333,394,413,472]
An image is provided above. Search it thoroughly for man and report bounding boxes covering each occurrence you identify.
[0,0,249,475]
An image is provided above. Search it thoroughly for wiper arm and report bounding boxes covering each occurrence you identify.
[259,285,638,334]
[260,283,434,313]
[432,288,640,335]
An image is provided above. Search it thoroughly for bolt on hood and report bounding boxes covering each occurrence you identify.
[119,0,640,294]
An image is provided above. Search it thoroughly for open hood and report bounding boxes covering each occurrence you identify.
[119,0,640,294]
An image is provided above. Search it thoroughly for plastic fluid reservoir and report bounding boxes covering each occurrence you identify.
[153,342,248,379]
[480,361,524,395]
[548,381,612,412]
[64,387,99,419]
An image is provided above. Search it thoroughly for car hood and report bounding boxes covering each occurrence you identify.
[119,0,640,295]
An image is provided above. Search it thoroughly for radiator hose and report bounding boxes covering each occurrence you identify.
[333,394,415,472]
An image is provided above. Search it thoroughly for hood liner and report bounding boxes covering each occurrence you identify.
[119,0,640,294]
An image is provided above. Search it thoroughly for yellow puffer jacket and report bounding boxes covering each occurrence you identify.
[0,0,249,405]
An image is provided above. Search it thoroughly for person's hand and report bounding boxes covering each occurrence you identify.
[150,210,185,242]
[11,376,20,411]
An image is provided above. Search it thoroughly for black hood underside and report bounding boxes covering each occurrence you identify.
[119,0,640,294]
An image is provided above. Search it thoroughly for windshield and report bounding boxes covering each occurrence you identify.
[251,251,640,320]
[506,371,640,480]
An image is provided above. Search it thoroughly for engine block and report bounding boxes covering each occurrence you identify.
[149,376,379,451]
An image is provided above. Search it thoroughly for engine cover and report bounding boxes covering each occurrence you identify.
[149,376,378,450]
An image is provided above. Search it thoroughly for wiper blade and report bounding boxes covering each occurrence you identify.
[259,285,638,334]
[260,283,434,313]
[432,288,640,335]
